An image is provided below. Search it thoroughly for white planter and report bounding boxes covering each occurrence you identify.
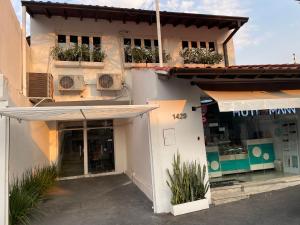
[54,61,104,69]
[171,199,209,216]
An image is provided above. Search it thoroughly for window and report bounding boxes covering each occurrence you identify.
[209,42,216,51]
[93,37,101,49]
[191,41,198,48]
[58,35,66,47]
[124,38,132,63]
[134,39,142,47]
[82,36,90,47]
[182,41,189,49]
[200,42,206,49]
[144,39,152,49]
[70,35,78,46]
[154,40,158,47]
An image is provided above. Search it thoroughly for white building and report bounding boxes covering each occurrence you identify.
[1,0,300,223]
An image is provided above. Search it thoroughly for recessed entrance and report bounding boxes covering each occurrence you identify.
[58,120,115,178]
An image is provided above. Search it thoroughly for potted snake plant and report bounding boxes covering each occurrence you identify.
[167,153,210,216]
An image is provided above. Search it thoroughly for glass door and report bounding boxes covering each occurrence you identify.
[59,129,84,177]
[88,127,115,174]
[282,121,300,174]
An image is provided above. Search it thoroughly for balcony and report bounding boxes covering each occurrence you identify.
[51,45,105,69]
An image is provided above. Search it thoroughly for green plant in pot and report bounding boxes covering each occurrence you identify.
[167,153,209,205]
[92,47,106,62]
[179,48,223,65]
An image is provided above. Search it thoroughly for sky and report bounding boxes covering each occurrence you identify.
[11,0,300,65]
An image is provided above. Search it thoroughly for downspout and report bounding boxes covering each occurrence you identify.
[223,20,242,66]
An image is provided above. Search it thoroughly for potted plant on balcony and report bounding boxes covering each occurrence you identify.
[51,45,106,68]
[124,47,171,67]
[167,153,209,216]
[179,48,223,66]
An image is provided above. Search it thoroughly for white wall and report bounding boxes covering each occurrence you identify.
[0,0,51,179]
[29,15,235,103]
[128,69,209,213]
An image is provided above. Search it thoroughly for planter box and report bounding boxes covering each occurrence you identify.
[124,63,169,68]
[54,61,104,69]
[182,63,224,68]
[171,199,209,216]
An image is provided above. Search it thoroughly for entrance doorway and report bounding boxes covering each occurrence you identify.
[58,120,115,178]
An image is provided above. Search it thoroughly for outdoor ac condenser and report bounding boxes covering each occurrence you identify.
[58,75,85,91]
[96,73,122,91]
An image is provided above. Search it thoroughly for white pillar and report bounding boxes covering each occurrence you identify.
[22,6,27,96]
[83,121,88,175]
[0,101,9,225]
[155,0,163,67]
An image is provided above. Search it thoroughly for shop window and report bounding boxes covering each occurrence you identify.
[209,42,216,51]
[58,34,66,48]
[182,41,189,49]
[191,41,198,48]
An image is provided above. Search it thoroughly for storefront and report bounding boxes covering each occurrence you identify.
[203,103,300,180]
[159,65,300,187]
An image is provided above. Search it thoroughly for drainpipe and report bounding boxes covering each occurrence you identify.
[222,20,242,67]
[22,6,27,96]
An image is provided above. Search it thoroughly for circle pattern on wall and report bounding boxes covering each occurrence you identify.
[252,147,262,158]
[211,161,220,171]
[263,153,270,160]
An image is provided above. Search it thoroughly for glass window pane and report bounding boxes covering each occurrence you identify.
[209,42,215,51]
[58,121,84,130]
[144,39,152,49]
[200,41,206,49]
[191,41,198,48]
[59,130,84,177]
[182,41,189,49]
[134,39,142,47]
[87,120,113,128]
[58,35,66,47]
[93,37,101,48]
[70,35,78,45]
[82,36,89,46]
[88,128,115,174]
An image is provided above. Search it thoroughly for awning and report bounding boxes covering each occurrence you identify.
[0,105,158,121]
[203,90,300,112]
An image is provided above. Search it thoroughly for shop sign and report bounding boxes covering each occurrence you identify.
[233,108,297,117]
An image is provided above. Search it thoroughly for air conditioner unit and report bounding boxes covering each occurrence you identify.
[96,73,122,91]
[28,73,53,99]
[58,75,85,91]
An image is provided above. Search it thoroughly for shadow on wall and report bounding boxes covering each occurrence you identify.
[9,119,52,181]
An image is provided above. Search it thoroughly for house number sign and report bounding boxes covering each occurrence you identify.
[172,113,187,120]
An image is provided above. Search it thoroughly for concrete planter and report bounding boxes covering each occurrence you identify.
[183,63,223,68]
[54,61,104,69]
[171,199,209,216]
[124,63,168,68]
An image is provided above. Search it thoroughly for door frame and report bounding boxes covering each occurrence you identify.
[57,120,116,179]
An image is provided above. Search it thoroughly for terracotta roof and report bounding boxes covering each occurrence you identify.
[159,64,300,91]
[21,1,248,29]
